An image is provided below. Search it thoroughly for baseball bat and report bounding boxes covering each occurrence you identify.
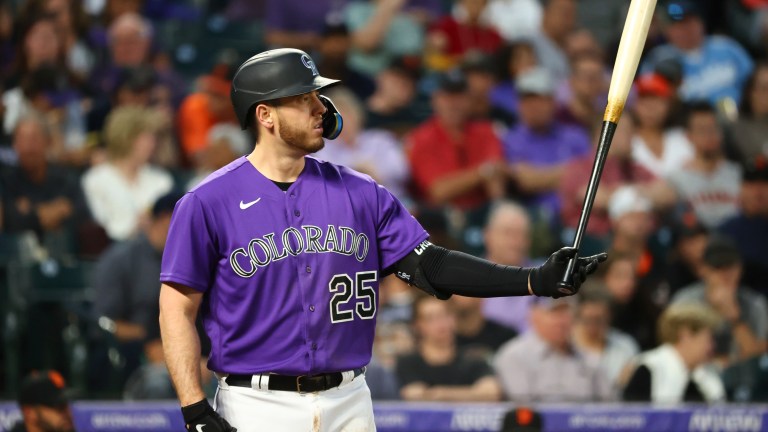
[557,0,657,292]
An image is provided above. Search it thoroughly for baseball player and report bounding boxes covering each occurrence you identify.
[159,48,607,432]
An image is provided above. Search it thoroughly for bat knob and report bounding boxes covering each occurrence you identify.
[556,281,576,296]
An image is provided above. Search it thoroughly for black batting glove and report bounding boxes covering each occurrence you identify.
[181,399,237,432]
[529,247,607,298]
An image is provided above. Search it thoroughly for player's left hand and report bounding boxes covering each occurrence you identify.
[181,399,237,432]
[529,247,607,298]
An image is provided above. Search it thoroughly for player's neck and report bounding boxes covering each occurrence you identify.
[247,142,306,183]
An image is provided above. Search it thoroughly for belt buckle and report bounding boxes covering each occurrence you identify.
[296,375,306,394]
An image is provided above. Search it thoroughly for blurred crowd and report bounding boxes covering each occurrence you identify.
[1,0,768,409]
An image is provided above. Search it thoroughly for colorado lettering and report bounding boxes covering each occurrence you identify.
[229,225,370,277]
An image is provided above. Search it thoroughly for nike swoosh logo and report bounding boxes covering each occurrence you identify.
[239,198,261,210]
[196,424,206,432]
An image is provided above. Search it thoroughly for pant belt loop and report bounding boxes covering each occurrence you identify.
[251,374,269,390]
[340,370,355,386]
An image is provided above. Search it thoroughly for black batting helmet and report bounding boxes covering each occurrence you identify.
[231,48,340,130]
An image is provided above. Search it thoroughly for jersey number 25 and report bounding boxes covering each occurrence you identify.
[328,271,377,323]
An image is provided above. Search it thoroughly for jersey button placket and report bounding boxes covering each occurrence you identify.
[294,209,301,217]
[309,305,315,312]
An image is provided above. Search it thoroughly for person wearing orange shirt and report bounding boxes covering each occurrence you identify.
[176,64,239,164]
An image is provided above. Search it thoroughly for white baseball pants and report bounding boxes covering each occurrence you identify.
[213,372,376,432]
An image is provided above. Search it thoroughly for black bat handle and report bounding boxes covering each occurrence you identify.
[558,121,618,290]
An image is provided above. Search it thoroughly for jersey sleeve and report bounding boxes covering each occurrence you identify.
[160,193,218,292]
[374,182,429,271]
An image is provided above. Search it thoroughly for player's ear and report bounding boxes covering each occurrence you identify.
[254,103,275,131]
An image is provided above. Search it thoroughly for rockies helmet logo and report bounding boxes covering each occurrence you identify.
[301,54,319,77]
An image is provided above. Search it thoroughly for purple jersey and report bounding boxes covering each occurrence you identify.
[160,156,427,375]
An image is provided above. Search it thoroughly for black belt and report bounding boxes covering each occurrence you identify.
[225,368,365,393]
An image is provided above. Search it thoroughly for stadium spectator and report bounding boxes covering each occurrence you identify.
[460,52,499,121]
[488,41,538,123]
[557,54,606,131]
[641,0,753,106]
[606,185,671,312]
[407,69,506,211]
[666,213,710,295]
[426,0,502,70]
[450,295,517,360]
[571,287,639,392]
[672,236,768,367]
[5,15,64,89]
[91,191,181,381]
[494,296,613,402]
[590,252,662,351]
[482,0,542,42]
[504,67,591,228]
[81,106,173,241]
[562,28,604,66]
[315,86,410,200]
[621,303,725,403]
[630,72,694,179]
[8,370,74,432]
[668,102,741,229]
[315,23,376,101]
[481,201,536,334]
[606,187,656,269]
[1,115,89,256]
[91,13,184,106]
[396,295,503,402]
[186,124,250,190]
[729,63,768,167]
[719,158,768,294]
[264,0,349,52]
[365,56,429,133]
[346,0,431,77]
[19,0,95,79]
[177,61,238,162]
[529,0,577,83]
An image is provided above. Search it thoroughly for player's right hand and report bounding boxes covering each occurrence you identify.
[529,247,607,298]
[181,399,237,432]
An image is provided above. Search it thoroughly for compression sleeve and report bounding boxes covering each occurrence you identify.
[392,242,532,299]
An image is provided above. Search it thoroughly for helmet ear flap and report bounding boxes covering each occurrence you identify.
[320,95,343,140]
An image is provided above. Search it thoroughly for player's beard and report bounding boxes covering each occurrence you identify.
[277,112,325,154]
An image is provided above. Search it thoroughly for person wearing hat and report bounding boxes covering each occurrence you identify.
[159,48,606,431]
[672,235,768,368]
[494,295,614,403]
[641,0,753,106]
[407,68,508,211]
[10,370,74,432]
[503,66,590,234]
[365,55,429,132]
[91,191,185,385]
[629,71,694,179]
[718,157,768,294]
